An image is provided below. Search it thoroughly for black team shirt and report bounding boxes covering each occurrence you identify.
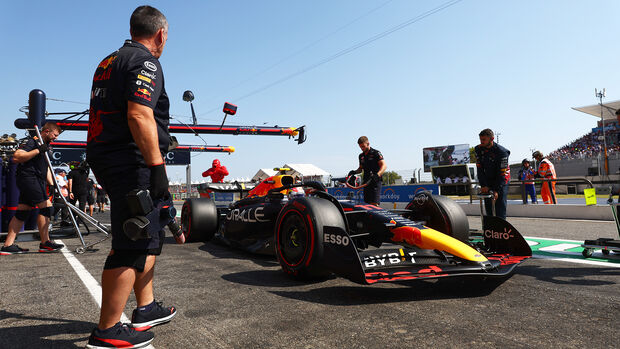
[359,148,384,182]
[474,142,511,192]
[67,168,90,196]
[16,137,49,180]
[87,40,170,167]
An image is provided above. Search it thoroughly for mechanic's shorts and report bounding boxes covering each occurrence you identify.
[17,175,48,207]
[87,193,95,206]
[103,230,165,272]
[90,163,165,251]
[364,182,382,204]
[71,192,88,211]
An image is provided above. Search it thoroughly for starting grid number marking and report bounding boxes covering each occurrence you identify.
[524,236,620,267]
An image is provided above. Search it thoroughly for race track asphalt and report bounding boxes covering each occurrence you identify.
[0,209,618,348]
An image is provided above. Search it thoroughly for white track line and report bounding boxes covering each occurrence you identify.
[531,254,620,267]
[523,236,620,267]
[58,241,156,348]
[58,240,131,324]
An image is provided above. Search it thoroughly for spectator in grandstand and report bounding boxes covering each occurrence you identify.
[533,151,557,204]
[518,159,537,204]
[547,123,620,162]
[475,128,510,220]
[617,109,620,144]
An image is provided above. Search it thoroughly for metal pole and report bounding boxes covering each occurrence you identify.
[186,164,191,199]
[32,125,85,246]
[596,88,609,176]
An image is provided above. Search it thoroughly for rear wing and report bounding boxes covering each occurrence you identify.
[197,181,255,194]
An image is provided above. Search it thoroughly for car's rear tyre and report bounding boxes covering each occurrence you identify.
[405,192,470,243]
[181,198,218,242]
[275,197,341,280]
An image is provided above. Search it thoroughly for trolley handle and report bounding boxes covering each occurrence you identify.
[477,190,496,218]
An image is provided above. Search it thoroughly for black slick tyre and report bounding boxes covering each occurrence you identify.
[405,192,470,243]
[275,197,341,280]
[181,198,218,242]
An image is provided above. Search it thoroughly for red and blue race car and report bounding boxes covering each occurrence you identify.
[181,172,531,284]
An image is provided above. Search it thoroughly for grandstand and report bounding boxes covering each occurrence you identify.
[544,100,620,177]
[545,121,620,176]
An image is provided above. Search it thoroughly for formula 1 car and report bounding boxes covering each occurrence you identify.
[180,173,531,284]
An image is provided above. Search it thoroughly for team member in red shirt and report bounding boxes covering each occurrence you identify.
[202,159,229,183]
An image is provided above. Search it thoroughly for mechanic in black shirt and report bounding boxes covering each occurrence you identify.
[0,122,64,254]
[349,136,387,205]
[474,128,511,220]
[67,161,90,213]
[85,6,181,348]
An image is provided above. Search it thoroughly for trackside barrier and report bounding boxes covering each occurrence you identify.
[437,177,595,204]
[512,177,595,204]
[326,184,439,203]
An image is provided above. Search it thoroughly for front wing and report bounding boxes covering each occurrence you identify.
[319,218,531,285]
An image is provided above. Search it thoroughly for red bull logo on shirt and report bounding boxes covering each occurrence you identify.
[136,88,151,96]
[98,56,117,70]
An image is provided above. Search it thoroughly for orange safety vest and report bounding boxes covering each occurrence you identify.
[538,158,556,179]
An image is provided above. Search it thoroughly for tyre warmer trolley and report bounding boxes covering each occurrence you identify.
[581,202,620,258]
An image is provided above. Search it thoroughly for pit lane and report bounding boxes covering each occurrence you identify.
[0,211,618,348]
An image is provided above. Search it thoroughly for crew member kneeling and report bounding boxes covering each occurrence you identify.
[86,6,182,348]
[0,122,64,254]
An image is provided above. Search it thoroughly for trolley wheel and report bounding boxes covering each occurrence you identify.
[75,246,86,254]
[601,249,610,255]
[581,248,593,258]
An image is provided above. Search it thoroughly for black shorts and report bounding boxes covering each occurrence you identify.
[91,163,164,250]
[17,176,48,207]
[72,191,88,211]
[96,195,106,204]
[87,193,95,205]
[103,231,165,272]
[363,182,382,204]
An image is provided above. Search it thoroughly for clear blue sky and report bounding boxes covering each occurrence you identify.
[2,0,619,183]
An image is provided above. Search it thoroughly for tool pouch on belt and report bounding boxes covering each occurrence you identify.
[123,189,176,241]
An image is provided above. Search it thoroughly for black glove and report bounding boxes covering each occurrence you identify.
[347,170,356,177]
[149,163,169,199]
[38,143,49,153]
